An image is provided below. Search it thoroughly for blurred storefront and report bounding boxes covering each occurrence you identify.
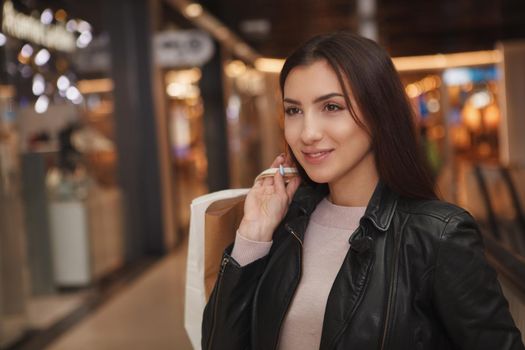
[0,0,253,345]
[223,59,283,187]
[396,52,504,201]
[158,1,264,234]
[155,28,213,238]
[0,1,124,346]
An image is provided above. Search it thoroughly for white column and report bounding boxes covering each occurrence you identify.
[497,40,525,166]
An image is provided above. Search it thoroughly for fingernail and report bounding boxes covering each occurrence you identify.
[279,164,284,176]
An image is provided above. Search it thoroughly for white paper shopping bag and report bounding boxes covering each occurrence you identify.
[184,188,249,350]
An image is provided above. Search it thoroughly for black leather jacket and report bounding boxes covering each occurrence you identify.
[202,182,524,350]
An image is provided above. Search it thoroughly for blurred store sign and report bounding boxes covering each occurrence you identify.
[77,78,113,94]
[73,34,111,73]
[443,67,497,86]
[154,30,214,68]
[2,1,75,52]
[239,19,271,41]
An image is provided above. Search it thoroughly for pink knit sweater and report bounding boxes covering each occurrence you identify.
[232,197,366,350]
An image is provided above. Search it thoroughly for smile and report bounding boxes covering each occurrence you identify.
[302,150,333,164]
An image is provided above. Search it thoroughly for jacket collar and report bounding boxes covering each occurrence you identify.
[291,180,398,232]
[362,181,398,231]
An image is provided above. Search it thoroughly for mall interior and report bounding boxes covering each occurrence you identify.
[0,0,525,349]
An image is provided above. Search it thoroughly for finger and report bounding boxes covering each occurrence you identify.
[274,166,286,194]
[263,185,275,195]
[263,175,274,187]
[270,153,285,169]
[254,154,283,187]
[285,176,301,203]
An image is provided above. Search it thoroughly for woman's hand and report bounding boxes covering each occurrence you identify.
[238,153,301,242]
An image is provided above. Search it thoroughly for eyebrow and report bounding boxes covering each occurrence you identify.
[283,93,345,105]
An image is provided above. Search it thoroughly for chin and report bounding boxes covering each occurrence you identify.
[303,170,332,184]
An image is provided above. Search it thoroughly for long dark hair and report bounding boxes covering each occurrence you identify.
[280,31,437,200]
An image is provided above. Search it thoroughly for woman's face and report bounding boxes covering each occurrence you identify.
[283,60,374,185]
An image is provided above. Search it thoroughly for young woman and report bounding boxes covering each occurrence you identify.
[202,31,524,350]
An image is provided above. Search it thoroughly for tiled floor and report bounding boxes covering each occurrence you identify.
[46,242,193,350]
[27,291,91,329]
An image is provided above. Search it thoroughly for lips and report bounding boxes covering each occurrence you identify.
[301,149,333,164]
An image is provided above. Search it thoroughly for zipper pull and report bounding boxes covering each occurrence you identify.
[220,256,229,274]
[285,223,303,245]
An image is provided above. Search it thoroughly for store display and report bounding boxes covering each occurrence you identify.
[0,1,125,344]
[0,91,29,348]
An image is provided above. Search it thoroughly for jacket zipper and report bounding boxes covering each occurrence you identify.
[273,224,303,350]
[379,231,402,350]
[207,256,229,350]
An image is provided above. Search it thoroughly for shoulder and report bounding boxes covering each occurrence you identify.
[396,197,468,223]
[395,197,480,241]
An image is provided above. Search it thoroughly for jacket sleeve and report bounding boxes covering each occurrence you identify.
[202,243,269,350]
[432,211,525,350]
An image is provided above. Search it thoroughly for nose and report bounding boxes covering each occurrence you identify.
[300,112,323,144]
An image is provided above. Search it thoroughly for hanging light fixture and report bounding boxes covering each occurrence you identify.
[34,95,49,114]
[34,48,51,66]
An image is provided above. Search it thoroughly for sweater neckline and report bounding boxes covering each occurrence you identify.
[310,197,367,230]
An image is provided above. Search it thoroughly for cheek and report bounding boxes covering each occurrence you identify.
[338,124,371,150]
[327,119,358,142]
[327,115,368,141]
[284,121,299,145]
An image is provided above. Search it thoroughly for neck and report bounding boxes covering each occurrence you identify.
[328,150,379,207]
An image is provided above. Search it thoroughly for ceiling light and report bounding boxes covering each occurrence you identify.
[225,60,246,78]
[20,44,34,58]
[76,31,93,48]
[255,58,284,73]
[55,9,67,22]
[35,95,49,114]
[185,3,203,18]
[35,49,51,66]
[32,74,45,96]
[40,9,53,25]
[66,86,81,101]
[66,19,77,32]
[77,20,92,33]
[57,75,71,91]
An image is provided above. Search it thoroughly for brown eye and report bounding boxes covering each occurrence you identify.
[285,107,301,116]
[324,103,342,112]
